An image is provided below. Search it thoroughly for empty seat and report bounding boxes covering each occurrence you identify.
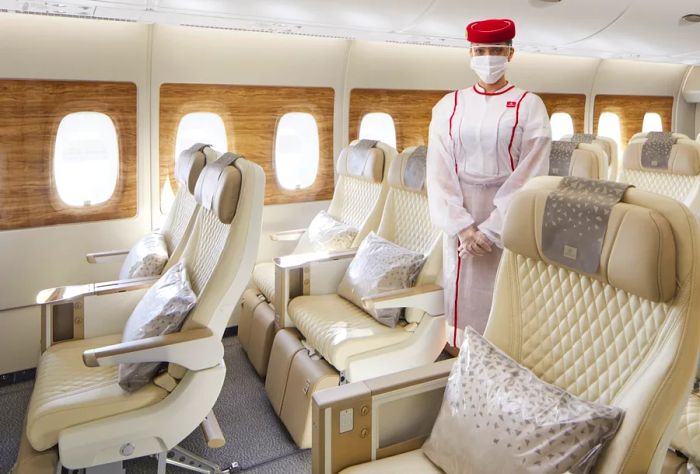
[548,139,608,179]
[267,145,444,448]
[85,143,219,278]
[239,139,397,376]
[14,154,265,473]
[619,133,700,214]
[561,133,618,180]
[320,176,700,474]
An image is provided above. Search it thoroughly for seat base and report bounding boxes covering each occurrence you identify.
[239,288,276,377]
[340,449,441,474]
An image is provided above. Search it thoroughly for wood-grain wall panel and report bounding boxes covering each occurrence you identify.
[0,80,137,231]
[537,93,587,134]
[593,94,674,146]
[159,84,335,206]
[348,89,449,151]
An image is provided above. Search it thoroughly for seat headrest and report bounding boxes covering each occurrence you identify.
[630,131,690,142]
[175,143,220,194]
[388,145,427,193]
[503,177,677,302]
[194,153,243,224]
[624,139,700,176]
[337,139,385,183]
[549,141,604,179]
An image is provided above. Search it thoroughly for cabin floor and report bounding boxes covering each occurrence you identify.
[0,336,311,474]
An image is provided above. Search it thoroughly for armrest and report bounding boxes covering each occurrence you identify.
[86,249,130,263]
[269,228,306,242]
[274,249,356,270]
[36,276,158,305]
[312,359,454,473]
[82,327,223,370]
[361,284,444,316]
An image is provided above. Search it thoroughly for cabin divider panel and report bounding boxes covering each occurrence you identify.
[0,80,137,231]
[348,88,449,152]
[537,93,587,134]
[593,94,674,146]
[159,83,335,206]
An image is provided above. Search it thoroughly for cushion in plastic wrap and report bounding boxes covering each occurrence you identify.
[422,327,623,474]
[118,261,197,392]
[119,232,169,280]
[307,210,359,251]
[337,232,424,327]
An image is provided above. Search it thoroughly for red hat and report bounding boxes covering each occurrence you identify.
[466,19,516,43]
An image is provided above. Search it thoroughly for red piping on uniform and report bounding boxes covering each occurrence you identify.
[453,253,462,347]
[473,84,515,96]
[449,90,459,173]
[507,91,529,171]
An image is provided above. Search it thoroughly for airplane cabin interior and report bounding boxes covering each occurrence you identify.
[1,0,700,473]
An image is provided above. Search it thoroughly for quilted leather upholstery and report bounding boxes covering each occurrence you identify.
[288,294,412,370]
[187,210,231,295]
[622,169,699,203]
[378,188,439,255]
[327,175,384,232]
[672,390,700,463]
[161,187,198,255]
[252,261,276,302]
[26,335,167,452]
[341,449,441,474]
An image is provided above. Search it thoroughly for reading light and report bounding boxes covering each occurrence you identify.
[682,14,700,23]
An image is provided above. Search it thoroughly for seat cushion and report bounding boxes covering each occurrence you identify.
[672,389,700,463]
[253,261,276,302]
[26,335,168,452]
[288,294,412,371]
[340,449,441,474]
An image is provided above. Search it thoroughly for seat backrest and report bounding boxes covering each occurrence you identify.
[549,140,608,180]
[161,143,220,262]
[175,153,265,338]
[620,136,700,209]
[293,140,397,253]
[562,134,618,180]
[376,145,442,323]
[486,176,700,473]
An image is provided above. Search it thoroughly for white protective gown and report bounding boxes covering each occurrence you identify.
[427,82,551,346]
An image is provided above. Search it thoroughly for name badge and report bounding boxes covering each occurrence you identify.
[506,101,517,108]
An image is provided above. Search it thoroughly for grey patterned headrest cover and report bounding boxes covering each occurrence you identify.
[548,141,578,177]
[194,152,242,224]
[641,133,676,170]
[347,139,379,175]
[570,133,596,144]
[176,143,211,194]
[403,146,427,191]
[542,177,632,274]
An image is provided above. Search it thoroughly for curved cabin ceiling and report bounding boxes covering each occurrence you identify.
[1,0,699,64]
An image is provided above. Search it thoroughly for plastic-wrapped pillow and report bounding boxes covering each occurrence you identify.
[118,261,197,392]
[307,210,358,251]
[119,232,169,280]
[337,232,424,327]
[423,327,624,474]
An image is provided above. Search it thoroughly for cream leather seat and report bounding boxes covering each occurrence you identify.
[561,133,618,180]
[239,139,397,376]
[549,139,608,179]
[86,143,219,276]
[620,134,700,214]
[267,146,444,448]
[14,154,265,473]
[315,176,700,474]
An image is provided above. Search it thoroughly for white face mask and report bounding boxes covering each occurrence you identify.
[470,55,508,84]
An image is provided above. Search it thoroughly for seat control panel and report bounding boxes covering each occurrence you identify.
[339,408,354,433]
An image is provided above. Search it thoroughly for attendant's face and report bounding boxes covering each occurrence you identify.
[470,44,514,61]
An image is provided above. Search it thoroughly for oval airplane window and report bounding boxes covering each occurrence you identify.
[54,112,119,207]
[550,112,574,141]
[359,112,397,149]
[597,112,623,161]
[275,112,320,190]
[175,112,228,162]
[642,112,663,133]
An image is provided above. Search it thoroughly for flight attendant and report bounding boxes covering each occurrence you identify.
[427,18,551,348]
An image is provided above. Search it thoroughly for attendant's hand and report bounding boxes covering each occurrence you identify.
[457,225,493,258]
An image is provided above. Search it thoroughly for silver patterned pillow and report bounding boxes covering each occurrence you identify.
[423,327,623,474]
[119,232,169,280]
[118,261,197,392]
[307,210,358,251]
[337,232,425,327]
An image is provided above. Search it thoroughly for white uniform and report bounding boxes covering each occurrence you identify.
[427,82,551,345]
